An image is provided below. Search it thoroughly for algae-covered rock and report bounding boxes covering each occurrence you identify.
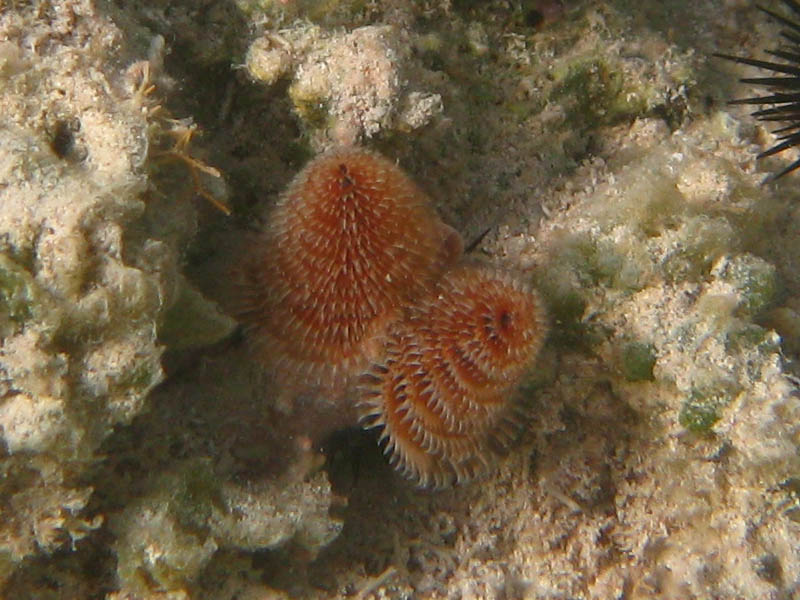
[0,254,42,337]
[246,23,444,148]
[113,459,341,596]
[711,253,779,317]
[159,277,237,351]
[0,1,235,592]
[621,341,657,382]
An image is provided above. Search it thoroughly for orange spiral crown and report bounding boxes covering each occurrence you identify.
[358,263,547,488]
[236,147,462,395]
[235,146,546,488]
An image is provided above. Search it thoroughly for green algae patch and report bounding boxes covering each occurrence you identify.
[679,383,739,433]
[713,254,779,317]
[552,58,619,123]
[550,56,649,128]
[726,323,781,355]
[541,287,597,351]
[679,395,722,433]
[544,232,626,289]
[0,253,41,335]
[288,85,331,131]
[113,460,223,595]
[159,280,236,351]
[170,460,227,535]
[621,341,656,382]
[662,216,737,283]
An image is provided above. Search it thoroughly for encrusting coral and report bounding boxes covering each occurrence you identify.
[245,24,444,147]
[0,2,173,587]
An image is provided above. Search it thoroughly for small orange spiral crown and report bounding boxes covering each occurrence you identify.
[236,147,462,395]
[358,263,548,488]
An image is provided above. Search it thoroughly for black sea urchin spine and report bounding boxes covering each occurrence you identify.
[715,0,800,180]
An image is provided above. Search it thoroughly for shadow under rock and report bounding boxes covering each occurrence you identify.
[92,331,366,516]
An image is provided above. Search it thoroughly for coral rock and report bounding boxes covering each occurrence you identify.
[359,263,548,488]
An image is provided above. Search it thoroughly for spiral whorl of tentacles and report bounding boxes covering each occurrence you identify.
[237,146,547,488]
[715,0,800,180]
